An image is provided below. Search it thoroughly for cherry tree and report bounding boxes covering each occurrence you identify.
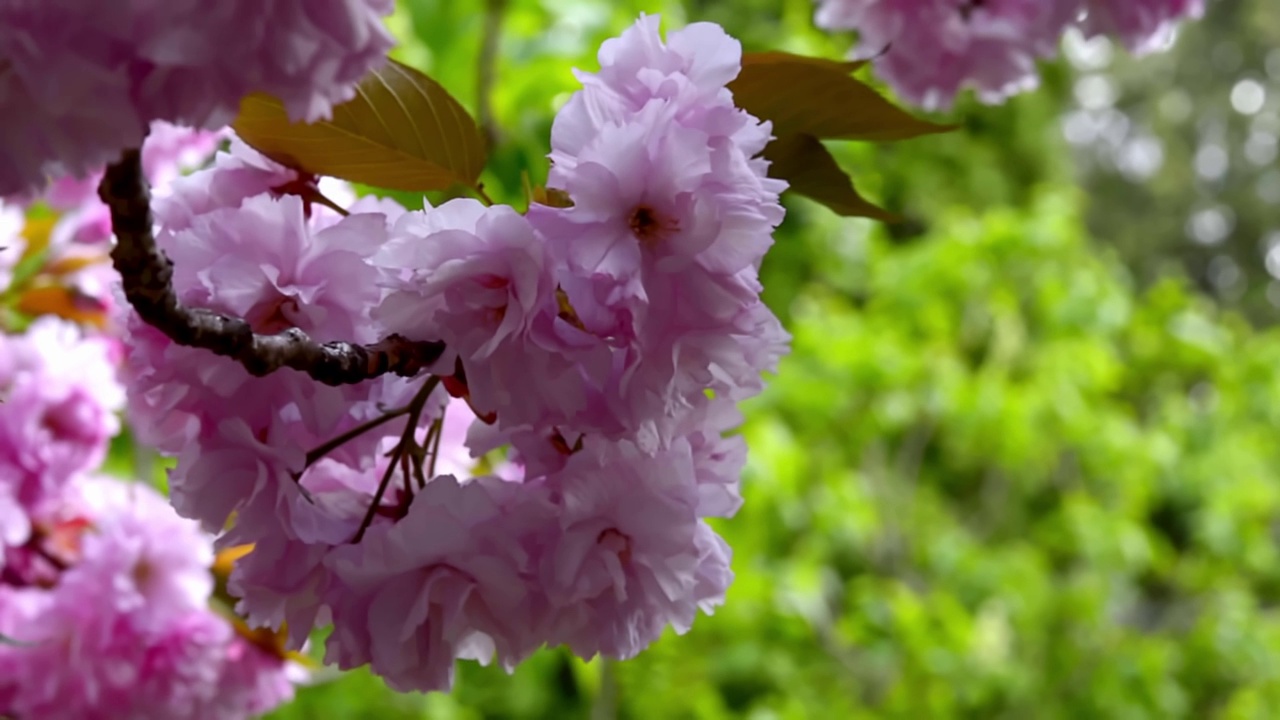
[0,1,1207,716]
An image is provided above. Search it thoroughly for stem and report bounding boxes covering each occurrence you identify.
[413,419,439,490]
[351,376,440,543]
[427,408,446,479]
[354,441,406,544]
[400,447,414,502]
[302,402,414,470]
[310,189,351,217]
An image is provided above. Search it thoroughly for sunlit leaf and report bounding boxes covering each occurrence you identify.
[232,59,486,193]
[19,216,57,263]
[731,52,953,141]
[15,285,108,328]
[765,134,897,221]
[212,543,254,579]
[45,253,108,277]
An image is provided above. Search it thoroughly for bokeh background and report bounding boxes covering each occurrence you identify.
[265,0,1280,716]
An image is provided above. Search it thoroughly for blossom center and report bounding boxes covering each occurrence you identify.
[597,528,632,565]
[628,205,678,245]
[246,294,301,334]
[958,0,985,20]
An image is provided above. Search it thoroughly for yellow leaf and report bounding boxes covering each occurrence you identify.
[532,186,574,209]
[212,543,254,579]
[19,216,57,263]
[765,134,898,222]
[232,59,486,193]
[228,616,316,666]
[16,285,108,328]
[45,253,108,277]
[731,52,954,142]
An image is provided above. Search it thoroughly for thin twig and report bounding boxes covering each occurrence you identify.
[427,410,445,479]
[302,402,415,469]
[356,441,408,544]
[100,149,446,386]
[351,376,440,543]
[400,444,414,502]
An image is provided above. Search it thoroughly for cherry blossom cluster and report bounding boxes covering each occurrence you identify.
[814,0,1205,109]
[120,15,789,692]
[0,318,298,719]
[0,0,394,195]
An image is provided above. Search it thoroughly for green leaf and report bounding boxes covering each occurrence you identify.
[731,51,954,141]
[232,59,487,193]
[0,633,37,647]
[765,134,897,221]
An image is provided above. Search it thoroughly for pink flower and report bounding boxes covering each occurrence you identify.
[122,147,415,486]
[375,199,588,429]
[68,478,215,622]
[535,437,732,660]
[0,0,394,194]
[524,104,783,435]
[551,15,776,168]
[0,318,124,511]
[814,0,1205,109]
[1078,0,1205,53]
[376,200,554,358]
[662,396,748,518]
[815,0,1066,110]
[223,444,411,651]
[323,474,551,691]
[526,18,789,436]
[167,417,305,533]
[0,478,297,719]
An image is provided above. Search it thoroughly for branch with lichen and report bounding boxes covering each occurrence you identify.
[99,148,445,386]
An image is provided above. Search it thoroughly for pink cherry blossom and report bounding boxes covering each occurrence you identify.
[375,199,591,430]
[815,0,1065,110]
[523,17,787,438]
[1078,0,1205,53]
[813,0,1205,110]
[0,0,394,195]
[323,473,551,691]
[0,318,124,514]
[0,477,297,719]
[535,437,732,660]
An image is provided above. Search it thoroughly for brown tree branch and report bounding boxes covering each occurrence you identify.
[99,148,444,386]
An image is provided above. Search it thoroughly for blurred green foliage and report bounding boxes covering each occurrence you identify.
[270,1,1280,718]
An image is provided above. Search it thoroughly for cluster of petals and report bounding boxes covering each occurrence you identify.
[120,15,788,693]
[0,477,297,719]
[0,0,394,195]
[0,310,297,717]
[121,140,417,532]
[813,0,1205,109]
[0,317,123,555]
